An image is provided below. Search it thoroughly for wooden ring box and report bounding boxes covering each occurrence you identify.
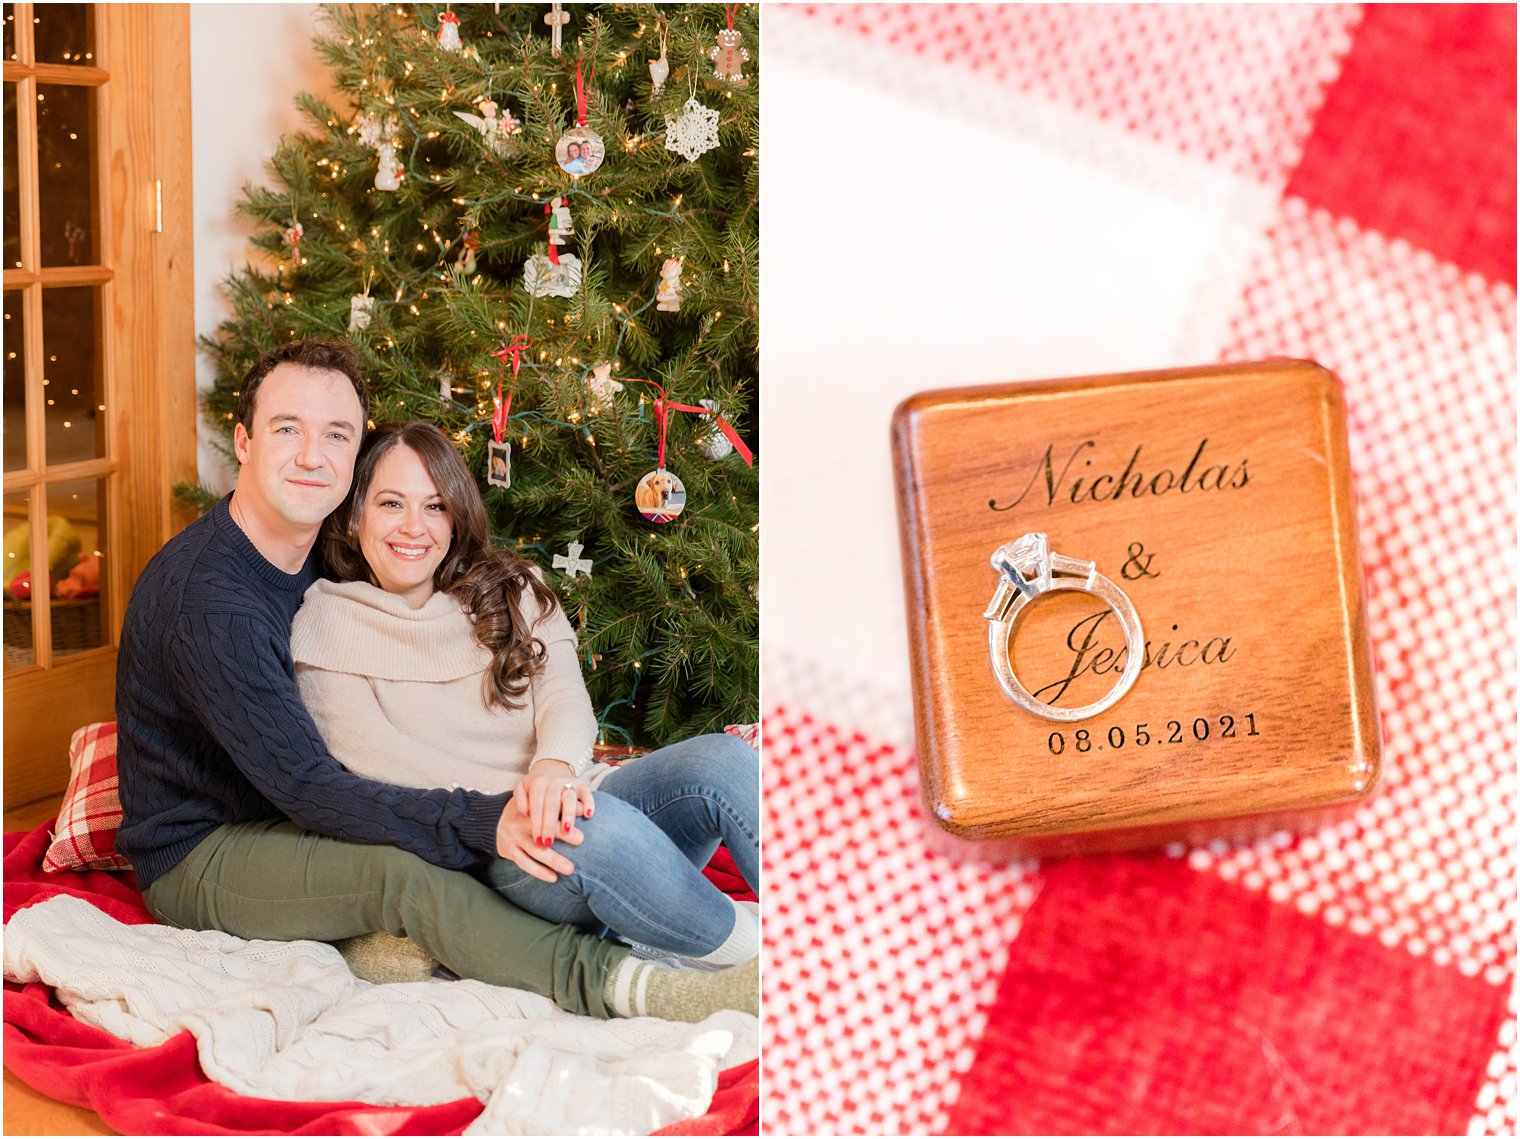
[892,360,1382,857]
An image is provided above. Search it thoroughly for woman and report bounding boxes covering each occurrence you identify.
[290,422,760,978]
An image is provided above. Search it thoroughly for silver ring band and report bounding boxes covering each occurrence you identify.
[983,533,1143,722]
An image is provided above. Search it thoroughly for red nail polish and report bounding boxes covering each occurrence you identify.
[563,822,571,833]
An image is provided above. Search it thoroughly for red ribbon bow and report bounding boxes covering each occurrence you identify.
[439,11,460,25]
[621,378,754,470]
[489,335,532,443]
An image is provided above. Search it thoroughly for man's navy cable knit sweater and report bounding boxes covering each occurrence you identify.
[115,495,510,890]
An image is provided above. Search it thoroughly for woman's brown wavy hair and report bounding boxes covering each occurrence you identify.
[322,421,562,711]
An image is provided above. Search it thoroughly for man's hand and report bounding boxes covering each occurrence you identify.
[496,802,582,883]
[514,759,596,844]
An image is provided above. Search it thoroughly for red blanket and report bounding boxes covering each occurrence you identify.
[3,825,758,1136]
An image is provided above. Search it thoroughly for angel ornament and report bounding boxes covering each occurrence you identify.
[655,257,684,312]
[547,197,574,245]
[374,142,405,191]
[650,22,670,91]
[436,10,463,52]
[454,99,519,159]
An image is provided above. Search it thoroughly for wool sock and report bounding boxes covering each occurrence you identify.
[334,931,439,984]
[605,954,758,1021]
[695,896,760,966]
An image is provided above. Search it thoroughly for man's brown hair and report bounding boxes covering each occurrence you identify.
[236,339,370,432]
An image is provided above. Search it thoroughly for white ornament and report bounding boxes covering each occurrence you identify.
[348,294,375,332]
[437,11,463,52]
[435,367,454,402]
[586,362,623,401]
[454,99,519,159]
[655,257,684,311]
[355,112,398,150]
[664,98,721,163]
[374,142,404,191]
[552,540,593,579]
[544,2,569,57]
[521,252,582,298]
[695,398,735,461]
[649,52,669,91]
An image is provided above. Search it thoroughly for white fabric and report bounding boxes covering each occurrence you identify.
[4,895,757,1136]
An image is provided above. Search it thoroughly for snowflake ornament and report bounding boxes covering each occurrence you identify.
[664,98,721,162]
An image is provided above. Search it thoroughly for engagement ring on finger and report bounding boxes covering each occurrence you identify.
[563,782,577,791]
[983,533,1143,722]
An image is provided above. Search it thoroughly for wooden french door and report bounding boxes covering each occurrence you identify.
[2,3,195,808]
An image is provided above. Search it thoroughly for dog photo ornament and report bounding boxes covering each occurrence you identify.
[635,466,686,523]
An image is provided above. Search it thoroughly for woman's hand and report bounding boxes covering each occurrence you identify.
[495,805,580,883]
[514,759,596,846]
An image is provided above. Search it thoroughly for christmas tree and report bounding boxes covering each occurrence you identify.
[197,3,758,746]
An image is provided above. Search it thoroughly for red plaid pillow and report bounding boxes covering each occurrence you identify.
[42,721,131,874]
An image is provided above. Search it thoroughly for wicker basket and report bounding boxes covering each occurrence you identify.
[3,596,103,655]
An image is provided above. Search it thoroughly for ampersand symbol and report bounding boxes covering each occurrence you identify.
[1122,542,1159,580]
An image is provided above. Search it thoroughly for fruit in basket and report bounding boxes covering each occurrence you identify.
[8,571,49,601]
[55,553,101,600]
[3,516,82,597]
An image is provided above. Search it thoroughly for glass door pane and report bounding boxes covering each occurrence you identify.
[32,3,92,66]
[3,488,33,670]
[44,475,104,658]
[40,285,104,463]
[36,82,97,266]
[3,289,26,472]
[3,82,20,270]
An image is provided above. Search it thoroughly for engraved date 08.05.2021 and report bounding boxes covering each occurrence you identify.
[1046,713,1260,756]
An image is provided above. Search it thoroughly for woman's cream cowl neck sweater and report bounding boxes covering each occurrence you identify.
[290,577,600,795]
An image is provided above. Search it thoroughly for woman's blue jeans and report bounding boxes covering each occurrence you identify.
[484,732,759,956]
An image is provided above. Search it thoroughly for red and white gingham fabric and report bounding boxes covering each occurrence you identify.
[41,721,129,874]
[761,5,1515,1135]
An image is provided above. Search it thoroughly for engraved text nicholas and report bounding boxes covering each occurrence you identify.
[989,438,1250,512]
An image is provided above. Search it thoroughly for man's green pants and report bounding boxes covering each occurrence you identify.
[142,818,628,1018]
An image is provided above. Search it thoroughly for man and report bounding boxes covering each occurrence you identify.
[116,339,751,1021]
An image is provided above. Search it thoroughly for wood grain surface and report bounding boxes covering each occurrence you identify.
[893,359,1381,854]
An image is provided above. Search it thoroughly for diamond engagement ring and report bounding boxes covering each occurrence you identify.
[983,533,1144,722]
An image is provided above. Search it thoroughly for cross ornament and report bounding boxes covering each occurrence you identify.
[553,540,593,578]
[545,2,568,57]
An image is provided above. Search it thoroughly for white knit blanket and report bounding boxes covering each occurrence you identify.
[4,895,757,1135]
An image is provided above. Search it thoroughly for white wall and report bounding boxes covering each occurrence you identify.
[190,3,335,493]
